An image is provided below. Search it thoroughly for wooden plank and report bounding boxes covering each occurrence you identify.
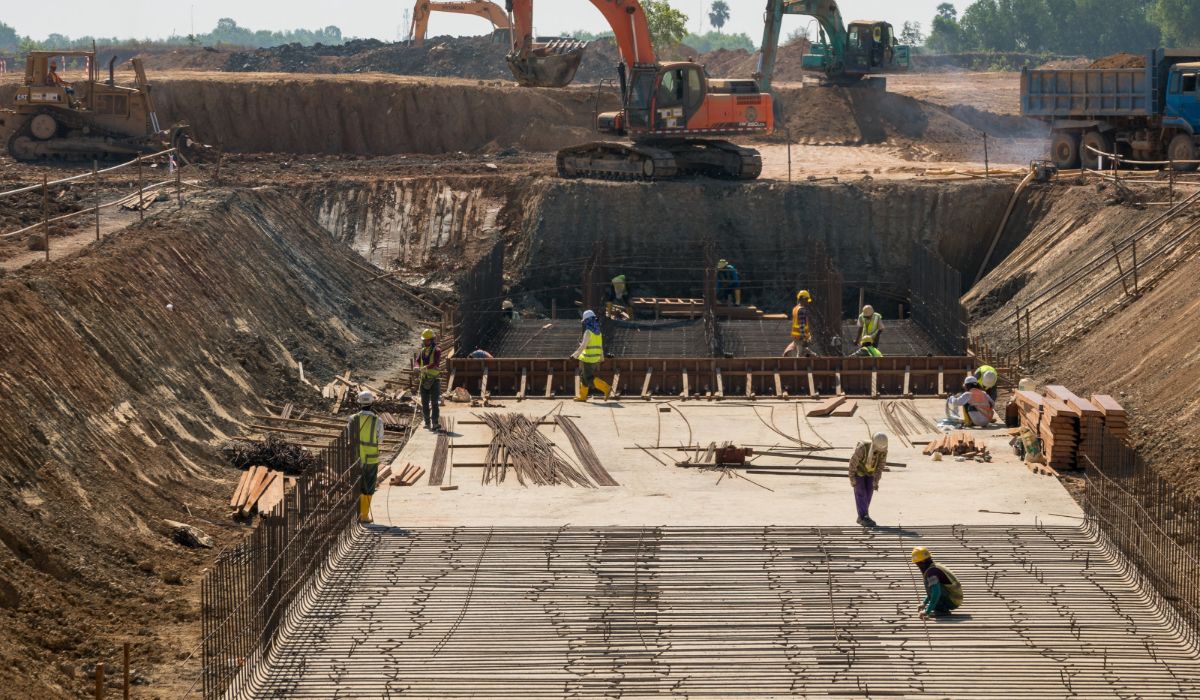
[1090,394,1128,416]
[871,368,878,398]
[518,368,527,401]
[481,365,490,401]
[807,396,847,417]
[681,367,689,400]
[938,365,945,396]
[257,472,286,516]
[446,369,457,393]
[745,369,753,398]
[807,368,816,397]
[229,469,253,507]
[903,365,911,397]
[774,372,785,398]
[545,368,554,398]
[236,466,267,509]
[714,367,724,398]
[641,367,653,400]
[280,403,293,420]
[611,368,622,398]
[242,470,279,517]
[830,400,858,417]
[835,368,843,396]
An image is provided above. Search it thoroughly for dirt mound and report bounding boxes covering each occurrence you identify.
[700,40,810,81]
[1090,53,1146,69]
[220,35,624,83]
[0,189,415,697]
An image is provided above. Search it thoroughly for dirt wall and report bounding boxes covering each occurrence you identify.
[0,190,414,697]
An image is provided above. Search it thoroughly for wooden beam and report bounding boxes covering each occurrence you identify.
[545,368,554,398]
[835,369,843,396]
[715,367,724,398]
[938,364,945,396]
[517,367,527,400]
[681,367,689,400]
[807,368,816,398]
[481,365,489,401]
[807,396,846,417]
[611,368,622,398]
[774,372,784,398]
[641,367,653,400]
[903,365,912,397]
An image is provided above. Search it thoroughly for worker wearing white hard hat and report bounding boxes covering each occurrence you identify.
[946,375,995,427]
[856,304,884,347]
[848,433,889,528]
[572,310,611,402]
[347,389,382,523]
[975,363,999,401]
[414,329,442,430]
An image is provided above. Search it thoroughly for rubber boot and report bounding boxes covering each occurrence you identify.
[734,289,742,306]
[574,385,589,402]
[358,495,373,524]
[594,378,612,400]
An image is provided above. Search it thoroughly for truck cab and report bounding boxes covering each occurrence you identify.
[1165,63,1200,135]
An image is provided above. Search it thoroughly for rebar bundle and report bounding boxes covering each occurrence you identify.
[479,413,594,487]
[556,416,619,487]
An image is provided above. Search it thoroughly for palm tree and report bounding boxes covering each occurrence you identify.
[709,1,730,34]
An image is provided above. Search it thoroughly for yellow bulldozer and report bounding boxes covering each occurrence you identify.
[0,51,197,162]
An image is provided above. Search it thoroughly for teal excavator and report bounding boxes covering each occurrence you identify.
[756,0,910,90]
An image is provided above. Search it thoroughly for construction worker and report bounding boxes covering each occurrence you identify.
[975,364,999,401]
[571,310,611,402]
[947,375,995,427]
[501,299,517,322]
[912,547,963,619]
[610,274,629,306]
[849,433,888,527]
[857,304,883,346]
[468,348,494,359]
[413,329,442,430]
[348,390,382,524]
[716,259,741,306]
[851,335,883,358]
[783,290,815,357]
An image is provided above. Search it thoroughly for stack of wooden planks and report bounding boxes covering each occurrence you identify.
[230,466,289,517]
[1014,390,1043,430]
[922,431,990,458]
[807,396,846,417]
[1040,397,1079,469]
[390,463,426,487]
[1045,386,1103,465]
[1091,394,1129,439]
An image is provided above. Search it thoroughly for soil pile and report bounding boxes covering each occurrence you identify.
[220,36,624,83]
[1090,53,1146,69]
[700,39,810,82]
[0,189,414,697]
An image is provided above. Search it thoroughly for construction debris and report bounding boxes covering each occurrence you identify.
[164,519,214,548]
[390,463,427,487]
[922,431,992,460]
[221,435,321,474]
[229,465,290,517]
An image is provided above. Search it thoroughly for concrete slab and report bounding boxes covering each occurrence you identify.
[376,399,1081,529]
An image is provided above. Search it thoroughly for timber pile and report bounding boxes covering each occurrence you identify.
[1046,386,1103,464]
[230,466,290,517]
[923,431,991,459]
[1091,394,1129,439]
[390,463,426,487]
[1040,397,1079,469]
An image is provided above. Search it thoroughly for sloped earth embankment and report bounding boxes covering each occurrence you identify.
[966,182,1200,494]
[0,190,415,697]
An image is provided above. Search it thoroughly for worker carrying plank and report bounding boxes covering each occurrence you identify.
[912,547,963,619]
[414,328,442,431]
[348,390,382,524]
[572,310,611,402]
[783,290,816,357]
[975,364,999,401]
[716,259,741,306]
[946,375,995,427]
[856,304,884,346]
[848,433,888,528]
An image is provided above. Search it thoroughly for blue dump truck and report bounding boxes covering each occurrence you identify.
[1022,49,1200,170]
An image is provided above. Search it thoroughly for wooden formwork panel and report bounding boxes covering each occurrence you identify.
[446,357,976,399]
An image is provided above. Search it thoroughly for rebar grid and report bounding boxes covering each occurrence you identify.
[246,524,1200,699]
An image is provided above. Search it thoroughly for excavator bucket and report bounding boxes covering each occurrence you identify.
[506,39,588,88]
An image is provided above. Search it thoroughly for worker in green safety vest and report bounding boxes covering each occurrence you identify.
[572,310,611,402]
[347,390,383,524]
[975,364,998,401]
[852,335,883,358]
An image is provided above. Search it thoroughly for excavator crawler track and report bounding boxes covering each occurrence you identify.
[557,139,760,181]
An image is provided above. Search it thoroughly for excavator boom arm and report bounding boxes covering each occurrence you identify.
[507,0,655,67]
[757,0,847,90]
[411,0,511,47]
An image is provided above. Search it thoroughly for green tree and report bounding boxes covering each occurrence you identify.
[708,1,730,34]
[900,21,925,46]
[960,0,1011,51]
[927,3,964,53]
[644,0,688,48]
[685,31,754,53]
[1153,0,1200,47]
[0,21,18,52]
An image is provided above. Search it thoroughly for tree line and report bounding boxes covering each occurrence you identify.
[926,0,1199,57]
[0,18,345,55]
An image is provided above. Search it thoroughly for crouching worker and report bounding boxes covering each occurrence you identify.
[946,375,994,426]
[348,390,382,524]
[912,547,963,618]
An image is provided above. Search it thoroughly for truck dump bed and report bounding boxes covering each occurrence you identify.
[1021,66,1154,118]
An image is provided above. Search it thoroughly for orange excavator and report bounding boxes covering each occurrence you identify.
[410,0,511,48]
[506,0,773,179]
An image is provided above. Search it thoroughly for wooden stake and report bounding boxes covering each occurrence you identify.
[93,159,100,240]
[94,662,105,699]
[175,151,183,206]
[122,643,130,700]
[136,155,144,221]
[42,174,49,262]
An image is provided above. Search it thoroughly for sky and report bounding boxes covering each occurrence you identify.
[2,1,954,44]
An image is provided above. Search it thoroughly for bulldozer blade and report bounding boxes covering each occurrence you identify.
[506,40,588,88]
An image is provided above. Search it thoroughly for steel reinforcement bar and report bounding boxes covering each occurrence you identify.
[446,356,976,399]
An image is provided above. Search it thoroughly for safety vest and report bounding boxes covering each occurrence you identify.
[929,563,964,606]
[862,345,882,358]
[859,313,881,337]
[791,304,810,339]
[351,411,381,468]
[418,345,441,379]
[580,330,603,363]
[966,388,994,422]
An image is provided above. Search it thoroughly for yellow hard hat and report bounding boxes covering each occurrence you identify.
[860,336,874,346]
[420,328,435,340]
[797,290,812,302]
[911,546,931,564]
[717,259,728,269]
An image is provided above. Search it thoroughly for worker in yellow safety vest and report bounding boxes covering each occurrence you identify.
[912,547,964,618]
[783,290,815,357]
[414,329,442,431]
[857,304,884,346]
[852,335,883,358]
[975,364,998,401]
[572,310,611,402]
[348,390,383,524]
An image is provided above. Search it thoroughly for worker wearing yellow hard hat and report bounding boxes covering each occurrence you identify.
[784,290,815,357]
[852,334,883,358]
[414,328,442,431]
[912,547,963,619]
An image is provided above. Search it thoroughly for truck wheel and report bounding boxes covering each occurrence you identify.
[1168,134,1198,172]
[1080,131,1113,170]
[1051,131,1080,170]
